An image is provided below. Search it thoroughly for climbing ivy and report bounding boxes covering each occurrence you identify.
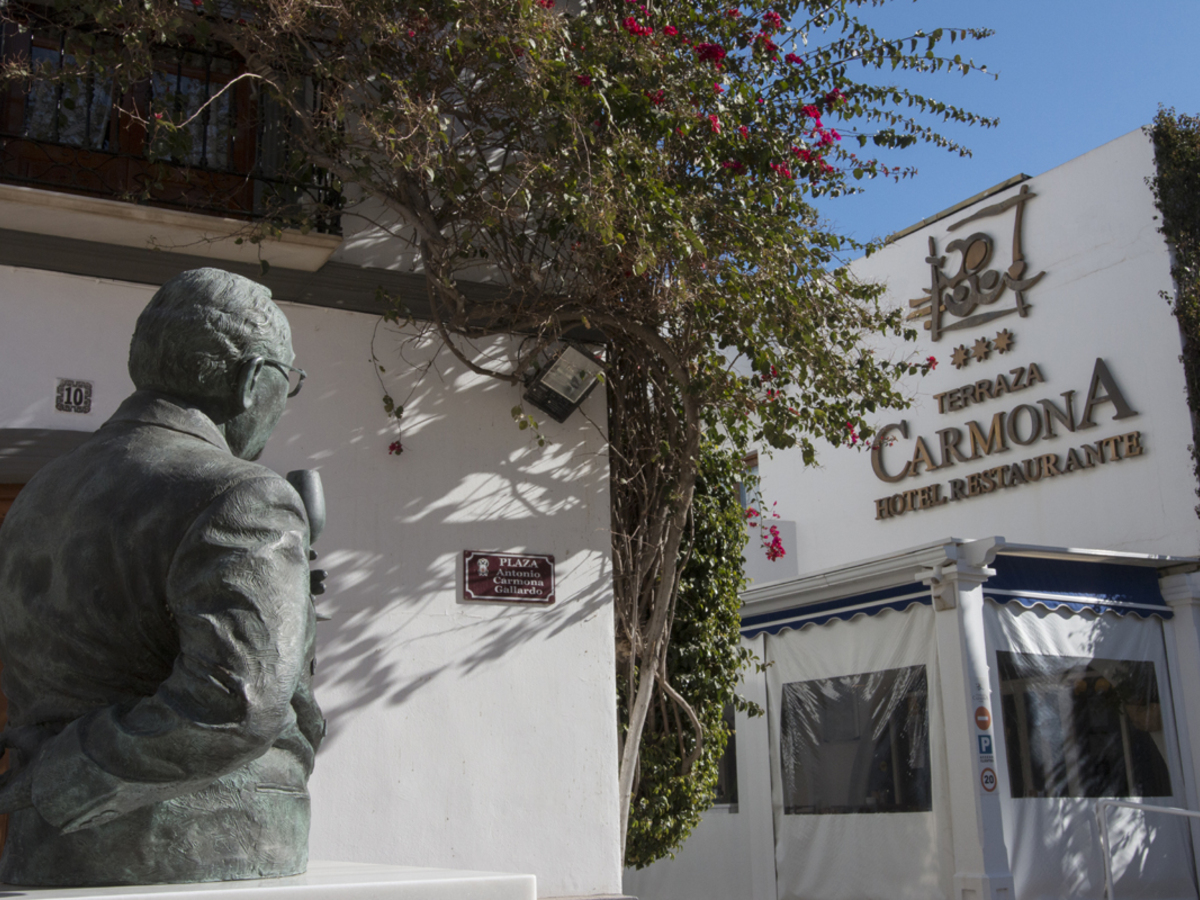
[1148,109,1200,527]
[621,444,760,869]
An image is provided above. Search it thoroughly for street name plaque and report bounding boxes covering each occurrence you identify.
[463,550,556,604]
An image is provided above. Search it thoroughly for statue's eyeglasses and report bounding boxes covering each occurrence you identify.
[259,358,307,397]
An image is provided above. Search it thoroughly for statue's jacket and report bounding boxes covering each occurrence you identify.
[0,390,324,885]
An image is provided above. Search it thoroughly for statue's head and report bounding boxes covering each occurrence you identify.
[129,268,297,460]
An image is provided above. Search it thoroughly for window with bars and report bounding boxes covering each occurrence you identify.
[0,23,340,229]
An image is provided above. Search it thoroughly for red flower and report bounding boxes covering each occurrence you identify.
[824,88,845,107]
[645,88,665,105]
[388,440,404,456]
[764,524,786,561]
[738,125,749,138]
[694,42,726,64]
[575,74,593,86]
[746,508,760,519]
[927,355,938,370]
[726,7,741,17]
[713,82,725,94]
[708,113,721,133]
[663,24,678,36]
[537,0,555,7]
[721,160,745,173]
[761,10,783,31]
[785,52,803,64]
[622,15,653,36]
[802,104,821,122]
[756,32,779,54]
[770,162,793,179]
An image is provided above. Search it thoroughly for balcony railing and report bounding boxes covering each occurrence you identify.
[0,24,342,233]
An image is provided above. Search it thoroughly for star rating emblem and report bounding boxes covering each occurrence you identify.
[951,344,971,369]
[971,338,991,363]
[994,329,1015,354]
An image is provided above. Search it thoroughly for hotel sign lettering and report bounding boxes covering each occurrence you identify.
[871,358,1143,520]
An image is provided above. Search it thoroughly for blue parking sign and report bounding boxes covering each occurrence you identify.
[978,734,993,755]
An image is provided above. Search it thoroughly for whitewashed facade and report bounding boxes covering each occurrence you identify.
[0,185,622,898]
[626,129,1200,900]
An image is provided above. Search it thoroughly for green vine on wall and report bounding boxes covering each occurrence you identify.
[620,445,761,869]
[1148,109,1200,529]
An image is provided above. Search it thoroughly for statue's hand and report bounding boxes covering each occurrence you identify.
[0,762,34,814]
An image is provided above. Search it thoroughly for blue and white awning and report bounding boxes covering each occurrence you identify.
[983,555,1172,619]
[741,583,931,637]
[741,553,1172,637]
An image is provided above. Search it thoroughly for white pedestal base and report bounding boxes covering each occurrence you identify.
[0,860,536,900]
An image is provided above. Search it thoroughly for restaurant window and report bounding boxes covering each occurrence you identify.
[997,651,1171,798]
[780,665,932,814]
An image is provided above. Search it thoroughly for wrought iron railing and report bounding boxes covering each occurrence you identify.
[0,24,342,233]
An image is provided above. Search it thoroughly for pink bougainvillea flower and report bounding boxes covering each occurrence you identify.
[663,24,678,36]
[721,160,745,173]
[537,0,555,7]
[575,74,593,86]
[726,7,741,17]
[927,355,938,370]
[713,82,724,94]
[739,125,749,138]
[801,104,821,121]
[764,524,786,561]
[756,33,779,54]
[708,113,721,133]
[769,162,793,179]
[621,15,653,36]
[645,88,665,105]
[762,10,783,30]
[746,508,760,519]
[388,440,404,456]
[785,52,803,64]
[694,42,726,64]
[824,88,845,106]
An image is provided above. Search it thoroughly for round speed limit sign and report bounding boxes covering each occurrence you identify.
[980,767,997,793]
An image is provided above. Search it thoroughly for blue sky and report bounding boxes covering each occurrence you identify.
[817,0,1200,250]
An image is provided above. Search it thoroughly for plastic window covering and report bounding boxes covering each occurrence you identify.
[766,603,951,900]
[983,601,1196,900]
[997,651,1171,799]
[780,665,931,814]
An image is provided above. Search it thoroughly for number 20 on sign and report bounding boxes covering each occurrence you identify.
[980,767,997,793]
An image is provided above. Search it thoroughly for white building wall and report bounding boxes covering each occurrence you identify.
[0,264,621,898]
[762,128,1197,571]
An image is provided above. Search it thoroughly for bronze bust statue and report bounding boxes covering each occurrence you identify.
[0,268,324,885]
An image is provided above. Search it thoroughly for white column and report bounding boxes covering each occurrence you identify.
[1157,571,1200,861]
[923,558,1014,900]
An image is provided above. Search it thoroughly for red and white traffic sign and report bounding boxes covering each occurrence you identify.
[975,706,991,730]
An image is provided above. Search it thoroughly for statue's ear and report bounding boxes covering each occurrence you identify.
[236,357,266,411]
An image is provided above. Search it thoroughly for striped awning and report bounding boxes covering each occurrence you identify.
[741,554,1172,638]
[983,555,1172,619]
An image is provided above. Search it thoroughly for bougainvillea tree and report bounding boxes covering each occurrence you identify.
[1,0,994,860]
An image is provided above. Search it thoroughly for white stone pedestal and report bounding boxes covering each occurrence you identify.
[0,861,536,900]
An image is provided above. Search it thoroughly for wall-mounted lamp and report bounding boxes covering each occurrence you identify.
[523,345,605,423]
